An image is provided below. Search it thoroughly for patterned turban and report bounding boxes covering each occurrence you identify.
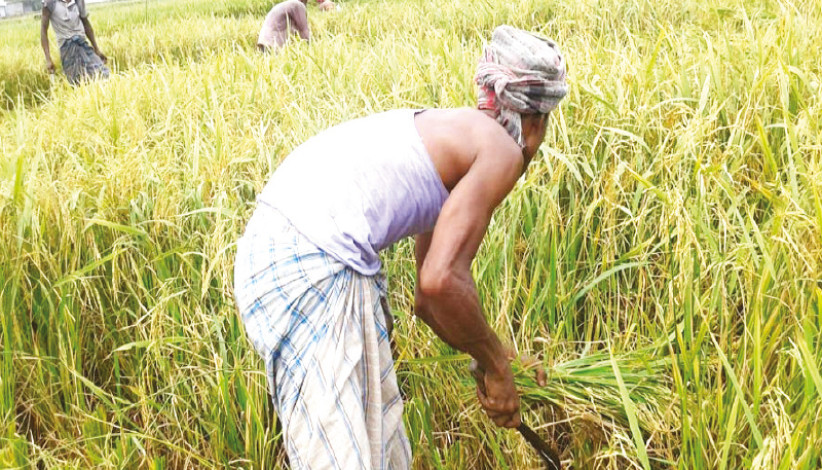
[475,25,568,147]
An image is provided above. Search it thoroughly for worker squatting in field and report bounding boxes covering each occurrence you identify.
[234,25,568,469]
[257,0,335,53]
[40,0,109,85]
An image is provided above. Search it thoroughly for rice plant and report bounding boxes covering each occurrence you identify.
[1,0,820,468]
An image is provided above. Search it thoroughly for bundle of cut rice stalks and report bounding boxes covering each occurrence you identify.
[464,345,679,468]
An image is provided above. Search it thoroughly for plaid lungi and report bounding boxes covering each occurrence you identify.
[234,205,412,469]
[59,35,110,86]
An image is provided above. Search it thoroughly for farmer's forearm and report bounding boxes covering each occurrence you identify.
[41,32,51,61]
[41,21,51,62]
[413,148,523,375]
[81,19,100,51]
[415,271,508,374]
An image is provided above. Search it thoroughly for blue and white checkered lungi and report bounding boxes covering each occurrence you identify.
[60,35,109,86]
[234,205,412,469]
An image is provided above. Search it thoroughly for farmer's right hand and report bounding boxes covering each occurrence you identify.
[46,59,55,74]
[474,360,521,429]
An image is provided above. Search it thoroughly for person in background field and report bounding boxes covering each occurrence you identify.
[41,0,109,85]
[234,25,567,469]
[315,0,336,11]
[257,0,335,53]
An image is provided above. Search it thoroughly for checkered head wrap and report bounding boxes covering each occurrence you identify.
[476,25,568,147]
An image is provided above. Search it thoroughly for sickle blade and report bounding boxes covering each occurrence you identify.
[517,423,562,470]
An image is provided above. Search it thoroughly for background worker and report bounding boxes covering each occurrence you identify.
[257,0,335,53]
[41,0,109,85]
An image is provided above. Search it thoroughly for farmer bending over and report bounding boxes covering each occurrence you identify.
[257,0,334,53]
[234,25,568,468]
[41,0,109,85]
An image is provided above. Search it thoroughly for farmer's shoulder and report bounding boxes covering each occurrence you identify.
[453,108,519,158]
[421,108,518,156]
[416,108,521,189]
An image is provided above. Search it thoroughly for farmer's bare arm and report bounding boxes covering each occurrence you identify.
[415,136,523,428]
[80,17,106,61]
[41,8,54,73]
[414,232,432,281]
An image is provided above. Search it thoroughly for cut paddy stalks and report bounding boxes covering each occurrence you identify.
[461,347,677,467]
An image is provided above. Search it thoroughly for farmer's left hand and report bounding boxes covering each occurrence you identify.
[518,352,547,387]
[498,348,547,386]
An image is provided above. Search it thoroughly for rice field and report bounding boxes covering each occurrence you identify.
[1,0,821,468]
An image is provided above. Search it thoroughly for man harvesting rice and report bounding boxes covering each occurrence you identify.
[234,25,568,468]
[40,0,109,85]
[257,0,335,53]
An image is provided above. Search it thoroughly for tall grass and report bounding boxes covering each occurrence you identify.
[1,0,821,468]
